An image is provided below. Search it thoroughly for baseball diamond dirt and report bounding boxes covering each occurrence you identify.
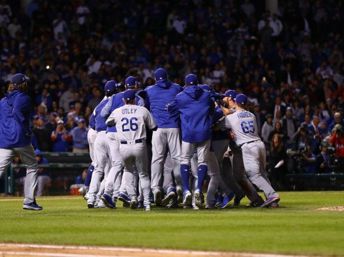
[0,244,315,257]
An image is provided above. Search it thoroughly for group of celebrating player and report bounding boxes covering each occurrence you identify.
[83,67,280,211]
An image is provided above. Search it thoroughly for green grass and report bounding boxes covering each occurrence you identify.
[0,192,344,256]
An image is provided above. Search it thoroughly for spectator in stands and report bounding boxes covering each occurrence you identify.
[282,107,298,146]
[316,141,332,173]
[269,133,287,190]
[261,113,273,146]
[328,124,344,167]
[70,118,89,153]
[35,150,51,196]
[51,119,72,152]
[32,116,52,151]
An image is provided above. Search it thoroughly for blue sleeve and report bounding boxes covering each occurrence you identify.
[89,113,95,130]
[13,95,31,123]
[100,96,113,118]
[144,88,151,110]
[213,106,224,124]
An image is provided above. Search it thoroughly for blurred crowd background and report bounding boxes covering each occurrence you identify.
[0,0,343,193]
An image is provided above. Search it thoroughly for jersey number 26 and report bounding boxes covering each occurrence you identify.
[122,117,138,131]
[241,120,255,134]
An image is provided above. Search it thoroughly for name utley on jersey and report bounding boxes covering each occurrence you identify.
[106,104,156,142]
[223,110,260,145]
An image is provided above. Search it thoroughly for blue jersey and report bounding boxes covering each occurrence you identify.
[0,90,33,148]
[145,81,182,128]
[169,85,213,143]
[94,97,110,132]
[89,113,95,130]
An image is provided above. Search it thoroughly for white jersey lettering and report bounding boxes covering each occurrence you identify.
[223,110,260,145]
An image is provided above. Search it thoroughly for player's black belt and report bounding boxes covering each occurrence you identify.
[239,139,260,147]
[120,139,144,144]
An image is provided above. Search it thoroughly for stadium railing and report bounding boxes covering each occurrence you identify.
[1,152,91,195]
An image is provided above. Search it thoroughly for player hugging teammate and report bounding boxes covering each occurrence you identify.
[83,68,280,211]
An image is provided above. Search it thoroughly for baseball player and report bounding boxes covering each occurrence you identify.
[220,90,266,207]
[0,73,42,210]
[222,93,280,207]
[145,67,183,206]
[168,74,213,208]
[106,89,156,211]
[81,113,96,198]
[87,80,117,208]
[99,77,141,208]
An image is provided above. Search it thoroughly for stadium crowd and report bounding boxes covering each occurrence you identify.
[0,0,343,192]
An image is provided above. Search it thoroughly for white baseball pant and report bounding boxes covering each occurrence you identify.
[151,128,181,194]
[0,145,38,205]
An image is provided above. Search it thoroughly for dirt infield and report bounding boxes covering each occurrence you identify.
[316,206,344,212]
[0,244,312,257]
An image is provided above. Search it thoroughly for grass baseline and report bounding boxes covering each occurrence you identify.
[0,191,343,256]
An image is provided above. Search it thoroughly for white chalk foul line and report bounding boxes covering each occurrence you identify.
[0,243,313,257]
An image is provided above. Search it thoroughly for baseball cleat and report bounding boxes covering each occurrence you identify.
[130,200,138,209]
[177,187,183,204]
[23,201,43,211]
[118,191,131,204]
[194,190,202,208]
[154,191,162,206]
[221,192,235,209]
[161,191,176,207]
[144,204,151,211]
[233,194,245,207]
[101,194,116,209]
[137,201,144,209]
[261,196,280,208]
[270,202,280,208]
[183,191,192,207]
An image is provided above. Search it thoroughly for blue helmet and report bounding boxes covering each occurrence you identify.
[235,93,248,105]
[223,90,237,99]
[11,73,29,86]
[123,89,136,101]
[104,80,117,95]
[154,68,168,82]
[185,73,198,86]
[125,76,138,89]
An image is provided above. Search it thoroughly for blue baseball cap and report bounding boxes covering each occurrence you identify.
[104,80,117,93]
[185,74,198,86]
[11,73,29,85]
[235,93,248,105]
[123,89,136,101]
[125,76,138,88]
[34,149,42,156]
[223,90,237,99]
[154,68,167,82]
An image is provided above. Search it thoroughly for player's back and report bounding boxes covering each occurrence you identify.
[112,104,155,142]
[176,85,213,143]
[225,110,260,145]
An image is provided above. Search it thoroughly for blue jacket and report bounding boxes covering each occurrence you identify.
[0,90,33,148]
[89,113,95,130]
[101,90,143,132]
[94,98,110,132]
[101,92,125,132]
[170,85,213,143]
[145,81,182,128]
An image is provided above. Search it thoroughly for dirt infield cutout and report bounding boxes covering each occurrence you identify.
[0,243,313,257]
[316,206,344,212]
